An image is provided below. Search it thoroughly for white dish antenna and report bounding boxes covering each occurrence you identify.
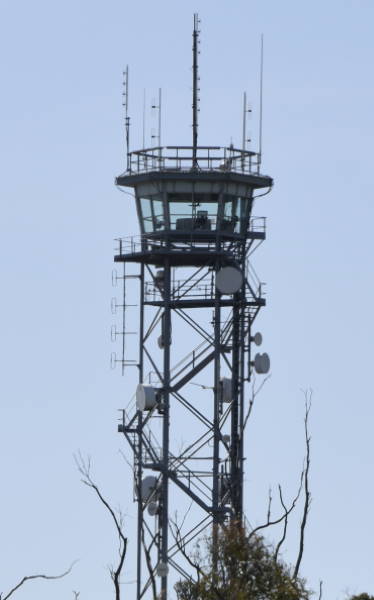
[147,501,159,516]
[254,352,270,374]
[253,332,262,346]
[216,266,243,295]
[137,476,158,502]
[136,384,157,411]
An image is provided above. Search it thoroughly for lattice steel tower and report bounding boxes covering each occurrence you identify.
[113,15,273,599]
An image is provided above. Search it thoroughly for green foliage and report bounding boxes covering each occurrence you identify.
[349,595,374,600]
[174,522,311,600]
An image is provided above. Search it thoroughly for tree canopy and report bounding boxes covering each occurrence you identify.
[174,522,311,600]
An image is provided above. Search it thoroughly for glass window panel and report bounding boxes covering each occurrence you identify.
[152,197,165,230]
[140,197,153,232]
[140,194,165,232]
[168,193,218,231]
[222,195,239,233]
[222,195,249,234]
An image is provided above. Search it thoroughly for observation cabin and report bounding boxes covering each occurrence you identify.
[115,145,273,267]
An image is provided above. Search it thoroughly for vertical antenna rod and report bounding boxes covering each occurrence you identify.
[158,88,162,148]
[258,34,264,172]
[151,88,162,145]
[142,89,146,149]
[242,91,247,151]
[123,66,131,171]
[192,13,199,168]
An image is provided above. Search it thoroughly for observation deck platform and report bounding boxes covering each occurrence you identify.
[114,218,266,267]
[116,145,273,188]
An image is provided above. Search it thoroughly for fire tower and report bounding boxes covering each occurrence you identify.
[113,15,273,599]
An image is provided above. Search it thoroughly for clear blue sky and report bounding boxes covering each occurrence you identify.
[1,1,373,598]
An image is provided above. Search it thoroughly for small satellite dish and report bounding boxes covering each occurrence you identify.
[147,501,159,516]
[216,266,243,295]
[254,352,270,374]
[136,384,157,411]
[253,332,262,346]
[137,476,158,502]
[222,434,231,445]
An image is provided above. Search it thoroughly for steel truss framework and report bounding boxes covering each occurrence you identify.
[112,189,272,598]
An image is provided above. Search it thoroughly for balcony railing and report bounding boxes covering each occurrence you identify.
[114,217,266,257]
[124,145,261,176]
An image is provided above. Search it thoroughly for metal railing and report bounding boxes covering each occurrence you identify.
[125,145,261,176]
[114,217,266,257]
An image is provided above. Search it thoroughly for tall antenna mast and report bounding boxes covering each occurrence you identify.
[258,35,264,172]
[142,89,146,149]
[242,91,247,150]
[114,19,274,600]
[151,88,162,145]
[192,13,200,168]
[122,66,130,170]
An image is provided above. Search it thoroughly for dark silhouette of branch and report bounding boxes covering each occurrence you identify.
[293,392,312,580]
[243,375,271,430]
[169,515,204,582]
[0,562,77,600]
[75,452,127,600]
[119,449,158,600]
[140,523,157,599]
[274,469,304,562]
[318,580,323,600]
[248,475,303,542]
[266,487,273,524]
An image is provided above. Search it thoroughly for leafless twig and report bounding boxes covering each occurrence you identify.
[318,580,323,600]
[119,450,158,599]
[248,475,303,542]
[75,452,127,600]
[140,524,157,600]
[274,468,304,562]
[0,562,77,600]
[169,515,204,582]
[243,374,271,429]
[266,487,273,524]
[293,391,312,580]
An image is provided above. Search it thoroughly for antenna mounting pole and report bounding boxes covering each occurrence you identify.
[242,91,247,151]
[123,66,131,171]
[192,13,199,169]
[258,35,264,173]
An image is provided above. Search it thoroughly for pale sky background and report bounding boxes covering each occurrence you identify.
[1,0,374,598]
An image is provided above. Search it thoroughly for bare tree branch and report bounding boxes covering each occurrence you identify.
[248,475,303,542]
[243,375,271,430]
[1,561,77,600]
[318,579,323,600]
[73,591,80,600]
[266,487,273,524]
[274,469,304,562]
[139,521,157,600]
[293,391,312,580]
[75,452,127,600]
[169,516,204,582]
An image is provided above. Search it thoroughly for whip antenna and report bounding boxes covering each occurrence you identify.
[258,34,264,172]
[122,66,131,170]
[192,13,200,168]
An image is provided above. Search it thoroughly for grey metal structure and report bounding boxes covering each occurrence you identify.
[113,15,273,599]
